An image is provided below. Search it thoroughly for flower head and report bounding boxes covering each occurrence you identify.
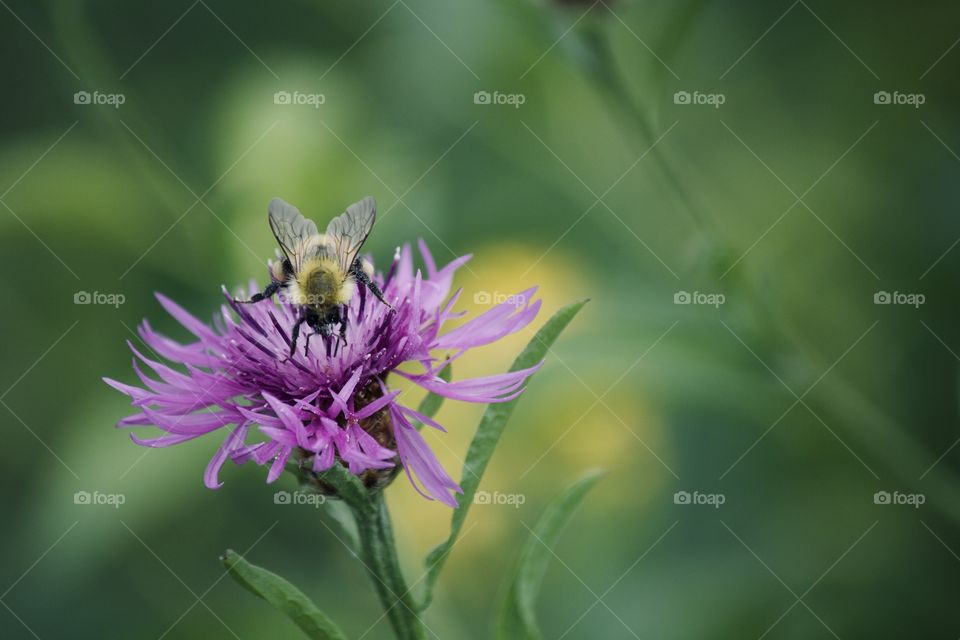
[105,241,541,507]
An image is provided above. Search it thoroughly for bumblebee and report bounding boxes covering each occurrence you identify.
[240,196,391,355]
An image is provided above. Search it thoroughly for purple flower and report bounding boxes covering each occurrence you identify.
[104,241,541,507]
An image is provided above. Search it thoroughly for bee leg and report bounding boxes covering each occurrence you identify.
[357,280,367,320]
[338,305,348,345]
[237,279,282,304]
[317,308,346,356]
[350,260,392,308]
[303,330,314,357]
[289,315,307,357]
[312,316,333,356]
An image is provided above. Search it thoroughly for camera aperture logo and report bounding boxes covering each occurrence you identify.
[673,90,725,108]
[274,490,326,508]
[473,90,525,109]
[673,490,725,508]
[873,490,924,508]
[473,290,527,306]
[74,490,126,508]
[873,290,924,308]
[274,91,325,108]
[74,90,125,109]
[674,290,725,308]
[873,91,924,108]
[474,490,526,508]
[74,291,125,308]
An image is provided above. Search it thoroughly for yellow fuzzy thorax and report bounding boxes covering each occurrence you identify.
[287,257,356,307]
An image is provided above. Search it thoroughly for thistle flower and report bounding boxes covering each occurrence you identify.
[104,241,541,507]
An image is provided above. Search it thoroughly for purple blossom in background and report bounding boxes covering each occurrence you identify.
[104,241,541,507]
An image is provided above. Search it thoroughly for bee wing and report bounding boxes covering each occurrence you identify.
[268,198,320,273]
[325,196,377,274]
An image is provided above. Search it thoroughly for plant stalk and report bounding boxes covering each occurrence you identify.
[351,493,426,640]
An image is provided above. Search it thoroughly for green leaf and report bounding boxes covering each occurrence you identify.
[221,549,349,640]
[418,299,589,610]
[414,363,452,431]
[495,470,605,640]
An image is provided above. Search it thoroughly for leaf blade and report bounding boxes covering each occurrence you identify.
[222,549,349,640]
[418,299,589,610]
[496,470,605,640]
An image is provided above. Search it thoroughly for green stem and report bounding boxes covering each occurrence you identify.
[578,15,717,235]
[291,462,427,638]
[569,15,960,529]
[770,306,960,529]
[351,493,426,640]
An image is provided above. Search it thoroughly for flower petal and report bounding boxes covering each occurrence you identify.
[353,389,401,420]
[156,293,220,344]
[390,405,460,507]
[204,423,249,489]
[261,392,310,448]
[398,363,542,403]
[399,404,447,432]
[267,446,293,483]
[433,287,540,351]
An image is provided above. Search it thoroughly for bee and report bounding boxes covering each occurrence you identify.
[238,196,392,356]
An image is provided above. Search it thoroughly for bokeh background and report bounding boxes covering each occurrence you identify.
[3,1,960,638]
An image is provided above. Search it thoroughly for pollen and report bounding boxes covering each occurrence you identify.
[269,260,286,283]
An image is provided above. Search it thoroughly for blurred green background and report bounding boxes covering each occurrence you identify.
[3,0,960,638]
